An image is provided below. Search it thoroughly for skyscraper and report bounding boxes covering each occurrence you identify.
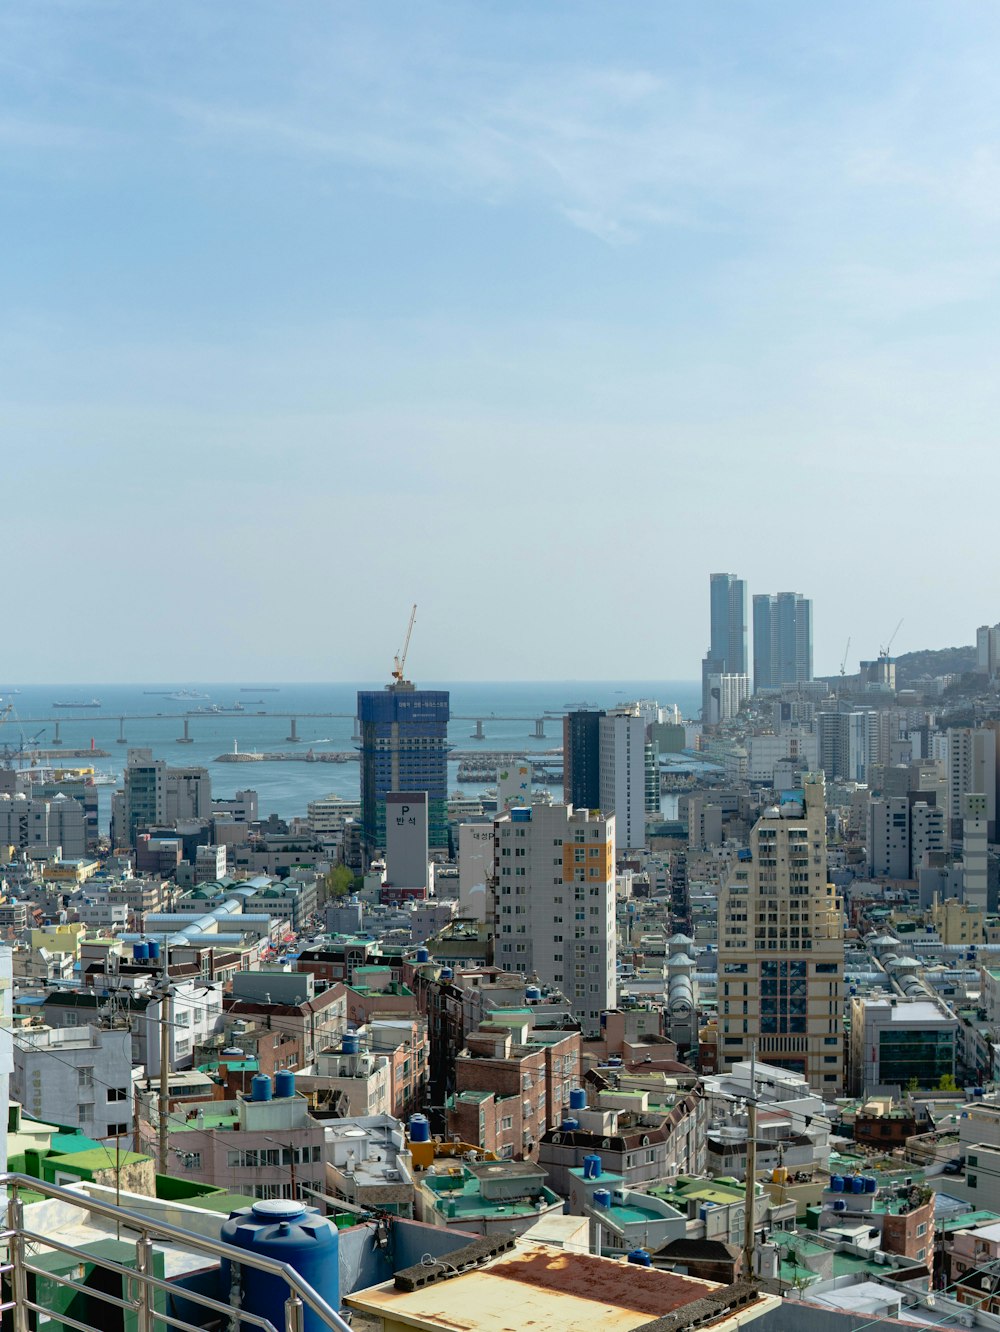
[753,592,813,690]
[716,773,844,1093]
[563,709,605,811]
[709,573,748,675]
[357,684,450,861]
[599,708,647,851]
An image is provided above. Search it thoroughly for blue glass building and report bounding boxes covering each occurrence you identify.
[357,685,450,859]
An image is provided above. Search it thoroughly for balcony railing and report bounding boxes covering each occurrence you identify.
[0,1173,351,1332]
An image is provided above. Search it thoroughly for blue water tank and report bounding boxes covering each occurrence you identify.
[851,1175,864,1194]
[830,1175,844,1192]
[864,1176,878,1194]
[975,1087,985,1097]
[251,1074,273,1102]
[561,1117,579,1131]
[440,967,453,980]
[416,946,430,964]
[833,1199,847,1213]
[409,1114,431,1143]
[221,1200,340,1332]
[593,1189,612,1209]
[582,1154,602,1180]
[341,1032,360,1055]
[569,1088,587,1111]
[147,939,161,961]
[133,942,149,962]
[628,1248,652,1267]
[275,1070,295,1100]
[525,985,542,1002]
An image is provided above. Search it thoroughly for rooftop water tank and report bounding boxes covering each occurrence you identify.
[409,1114,431,1143]
[830,1176,844,1192]
[440,967,453,980]
[582,1155,602,1180]
[133,942,149,962]
[569,1088,587,1111]
[864,1176,878,1194]
[221,1200,339,1332]
[275,1070,295,1100]
[147,939,161,961]
[416,946,430,963]
[341,1032,360,1055]
[593,1189,612,1209]
[772,1167,788,1185]
[833,1199,848,1213]
[628,1248,652,1267]
[851,1175,865,1194]
[525,985,542,1002]
[251,1074,273,1102]
[561,1118,579,1131]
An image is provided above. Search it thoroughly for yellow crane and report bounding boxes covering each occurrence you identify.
[391,603,417,684]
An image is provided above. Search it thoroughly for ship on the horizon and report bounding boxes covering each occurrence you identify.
[52,699,102,709]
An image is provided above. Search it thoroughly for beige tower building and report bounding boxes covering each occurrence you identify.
[716,772,844,1094]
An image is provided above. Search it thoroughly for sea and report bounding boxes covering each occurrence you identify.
[0,681,701,826]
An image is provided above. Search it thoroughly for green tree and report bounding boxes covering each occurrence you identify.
[937,1073,958,1092]
[324,864,355,902]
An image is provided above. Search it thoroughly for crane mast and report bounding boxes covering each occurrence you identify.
[391,604,418,685]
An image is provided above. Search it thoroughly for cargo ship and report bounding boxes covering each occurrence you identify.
[52,699,102,708]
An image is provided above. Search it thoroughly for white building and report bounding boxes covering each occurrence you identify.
[458,821,493,922]
[599,710,646,852]
[911,801,946,870]
[385,791,428,893]
[12,1024,136,1144]
[494,804,616,1033]
[964,791,989,910]
[747,730,819,784]
[705,673,751,725]
[0,794,87,860]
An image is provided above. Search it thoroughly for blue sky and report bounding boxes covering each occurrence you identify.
[3,1,1000,682]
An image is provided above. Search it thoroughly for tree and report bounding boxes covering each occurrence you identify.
[324,863,354,902]
[937,1073,958,1092]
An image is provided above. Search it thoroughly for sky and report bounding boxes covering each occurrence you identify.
[3,1,999,683]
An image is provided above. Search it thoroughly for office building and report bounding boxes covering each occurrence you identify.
[357,684,449,860]
[457,820,493,922]
[384,790,429,897]
[867,796,910,880]
[493,803,615,1033]
[598,708,647,851]
[0,793,86,860]
[949,727,997,840]
[121,749,211,849]
[753,592,813,690]
[848,996,957,1096]
[562,709,604,810]
[978,624,1000,677]
[717,773,844,1092]
[709,573,748,675]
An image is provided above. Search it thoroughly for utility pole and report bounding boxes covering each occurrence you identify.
[742,1043,758,1281]
[157,954,172,1177]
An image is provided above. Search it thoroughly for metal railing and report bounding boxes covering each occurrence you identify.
[0,1173,353,1332]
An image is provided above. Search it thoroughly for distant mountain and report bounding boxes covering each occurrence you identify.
[894,644,976,685]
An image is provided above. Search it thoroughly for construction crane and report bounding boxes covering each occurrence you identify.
[880,618,903,659]
[391,603,417,685]
[840,637,851,677]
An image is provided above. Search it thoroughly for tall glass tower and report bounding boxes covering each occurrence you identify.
[753,592,813,690]
[357,684,450,860]
[709,573,748,675]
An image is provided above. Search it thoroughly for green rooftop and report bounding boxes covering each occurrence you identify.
[425,1171,560,1221]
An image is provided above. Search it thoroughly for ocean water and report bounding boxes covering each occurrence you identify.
[0,681,700,823]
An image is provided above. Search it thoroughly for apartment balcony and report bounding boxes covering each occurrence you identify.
[0,1174,349,1332]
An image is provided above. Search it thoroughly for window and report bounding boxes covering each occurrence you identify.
[108,1087,128,1102]
[78,1067,94,1088]
[106,1122,129,1138]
